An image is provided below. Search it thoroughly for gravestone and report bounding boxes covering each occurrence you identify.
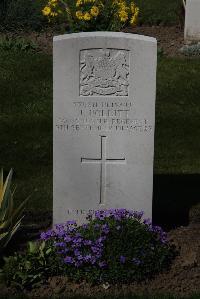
[184,0,200,42]
[53,32,157,225]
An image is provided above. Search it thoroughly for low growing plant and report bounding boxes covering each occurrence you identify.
[0,37,38,52]
[42,0,139,32]
[1,209,177,289]
[0,169,29,252]
[0,241,62,289]
[40,209,176,284]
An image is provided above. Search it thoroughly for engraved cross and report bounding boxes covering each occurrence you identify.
[81,136,126,205]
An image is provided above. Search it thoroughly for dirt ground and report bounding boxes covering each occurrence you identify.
[2,25,185,57]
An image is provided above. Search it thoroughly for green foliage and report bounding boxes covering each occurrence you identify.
[1,0,48,31]
[0,37,38,52]
[134,0,181,25]
[0,241,62,290]
[0,169,29,251]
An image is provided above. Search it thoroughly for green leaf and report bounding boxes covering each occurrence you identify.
[0,169,13,208]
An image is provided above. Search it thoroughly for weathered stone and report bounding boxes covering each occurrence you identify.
[184,0,200,42]
[53,32,157,224]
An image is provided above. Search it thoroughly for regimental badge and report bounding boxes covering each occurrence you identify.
[80,49,130,96]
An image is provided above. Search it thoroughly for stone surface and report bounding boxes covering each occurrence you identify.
[184,0,200,42]
[53,32,157,224]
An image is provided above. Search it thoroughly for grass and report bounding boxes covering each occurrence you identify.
[1,294,200,299]
[134,0,182,26]
[0,50,200,213]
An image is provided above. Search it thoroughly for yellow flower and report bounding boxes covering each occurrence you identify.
[130,2,136,13]
[76,0,82,7]
[90,6,99,17]
[49,0,57,7]
[118,10,128,22]
[42,6,51,16]
[76,10,83,20]
[83,12,91,20]
[50,11,58,17]
[130,15,137,25]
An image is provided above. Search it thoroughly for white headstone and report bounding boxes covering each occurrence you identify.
[184,0,200,42]
[53,32,157,225]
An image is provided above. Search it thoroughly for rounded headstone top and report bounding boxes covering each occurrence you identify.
[53,31,157,44]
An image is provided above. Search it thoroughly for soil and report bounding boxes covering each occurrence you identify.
[124,26,185,57]
[1,25,185,57]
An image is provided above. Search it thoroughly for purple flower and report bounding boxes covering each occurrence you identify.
[90,256,97,265]
[120,255,126,264]
[102,224,110,234]
[83,254,92,262]
[55,224,64,230]
[96,236,106,244]
[57,230,66,237]
[77,254,83,261]
[73,237,83,246]
[74,248,80,256]
[54,242,65,247]
[40,229,54,240]
[83,239,92,246]
[98,261,107,268]
[143,218,152,226]
[64,235,72,242]
[66,220,76,225]
[64,256,74,264]
[133,211,144,219]
[91,246,100,253]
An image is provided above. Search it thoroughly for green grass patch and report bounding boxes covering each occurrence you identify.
[134,0,181,25]
[0,51,200,212]
[155,57,200,174]
[1,294,200,299]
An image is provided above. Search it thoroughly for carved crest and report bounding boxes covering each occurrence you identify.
[80,49,129,96]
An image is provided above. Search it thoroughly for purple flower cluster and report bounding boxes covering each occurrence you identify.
[40,219,108,269]
[40,209,169,275]
[94,208,144,221]
[142,218,167,244]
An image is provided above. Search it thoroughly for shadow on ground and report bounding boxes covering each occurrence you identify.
[153,174,200,230]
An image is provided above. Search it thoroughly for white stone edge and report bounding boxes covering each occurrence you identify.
[53,31,157,44]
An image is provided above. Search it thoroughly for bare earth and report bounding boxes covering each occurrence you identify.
[2,25,185,57]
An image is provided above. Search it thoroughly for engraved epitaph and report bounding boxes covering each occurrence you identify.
[53,32,157,224]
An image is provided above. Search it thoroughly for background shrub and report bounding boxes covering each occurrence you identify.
[0,0,48,31]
